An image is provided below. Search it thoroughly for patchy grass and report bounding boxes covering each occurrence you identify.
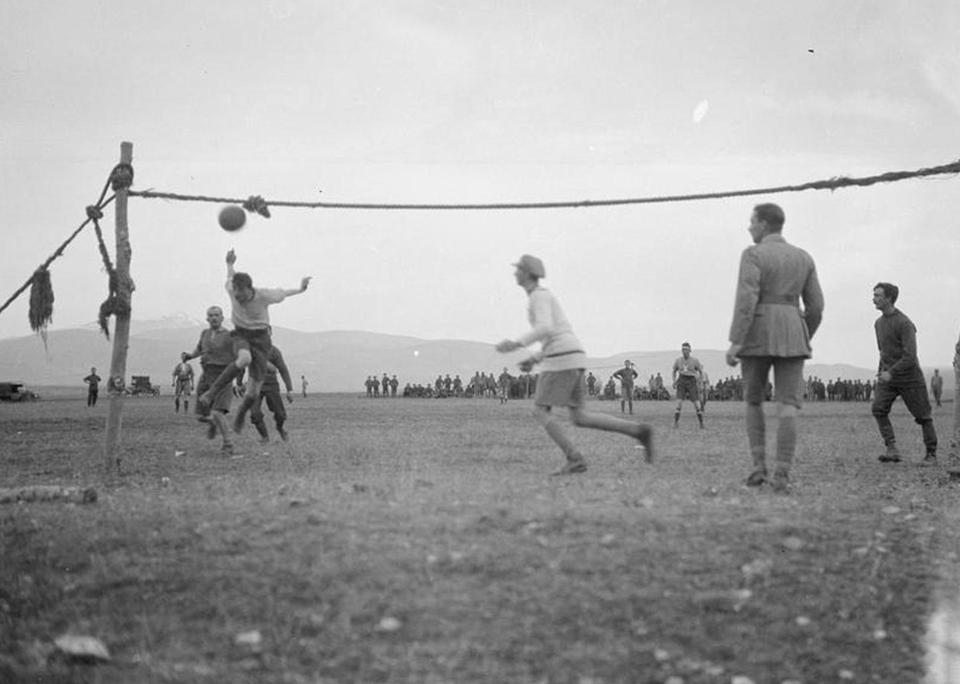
[1,395,958,683]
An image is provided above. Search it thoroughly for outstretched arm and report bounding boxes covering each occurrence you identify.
[273,350,294,399]
[225,249,237,287]
[282,277,311,298]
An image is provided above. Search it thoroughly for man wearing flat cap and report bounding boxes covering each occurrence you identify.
[496,254,654,475]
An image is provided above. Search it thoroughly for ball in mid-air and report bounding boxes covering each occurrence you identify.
[218,205,247,232]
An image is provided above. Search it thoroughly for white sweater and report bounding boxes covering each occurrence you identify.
[516,287,587,372]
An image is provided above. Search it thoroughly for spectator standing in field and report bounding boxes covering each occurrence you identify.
[301,375,309,398]
[672,342,705,428]
[83,367,101,407]
[382,373,390,398]
[183,305,236,456]
[249,346,294,443]
[172,353,195,414]
[497,367,513,404]
[612,360,638,414]
[496,254,654,475]
[726,203,824,492]
[197,249,311,433]
[586,371,597,396]
[931,369,944,408]
[871,282,937,464]
[952,332,960,462]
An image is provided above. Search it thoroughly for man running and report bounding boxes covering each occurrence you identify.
[183,306,236,456]
[496,254,654,475]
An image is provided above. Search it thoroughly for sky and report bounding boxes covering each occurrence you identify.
[1,0,959,371]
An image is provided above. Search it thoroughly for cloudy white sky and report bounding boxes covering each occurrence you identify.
[2,0,959,370]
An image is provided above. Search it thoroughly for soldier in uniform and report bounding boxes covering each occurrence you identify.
[726,203,824,492]
[612,360,638,414]
[931,369,944,408]
[172,353,195,414]
[83,367,101,407]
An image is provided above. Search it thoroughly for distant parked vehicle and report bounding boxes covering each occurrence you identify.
[0,382,40,402]
[126,376,161,397]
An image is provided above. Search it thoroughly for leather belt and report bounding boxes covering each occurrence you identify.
[759,294,799,306]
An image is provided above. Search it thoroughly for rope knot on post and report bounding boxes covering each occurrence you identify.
[86,205,104,220]
[109,163,134,191]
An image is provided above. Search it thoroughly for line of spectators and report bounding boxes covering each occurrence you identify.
[805,377,875,402]
[371,371,891,404]
[401,371,540,399]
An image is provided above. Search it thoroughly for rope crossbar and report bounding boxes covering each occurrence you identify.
[128,158,960,211]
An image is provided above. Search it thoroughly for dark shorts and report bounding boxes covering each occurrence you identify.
[740,356,805,408]
[676,376,699,401]
[174,379,192,397]
[534,369,585,408]
[232,328,272,383]
[196,364,233,414]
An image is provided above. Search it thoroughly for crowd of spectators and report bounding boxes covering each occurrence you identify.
[363,371,539,399]
[367,371,881,403]
[590,374,878,403]
[805,377,875,401]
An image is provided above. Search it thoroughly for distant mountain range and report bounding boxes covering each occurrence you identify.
[0,315,947,393]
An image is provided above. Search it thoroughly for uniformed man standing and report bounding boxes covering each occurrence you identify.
[726,203,824,492]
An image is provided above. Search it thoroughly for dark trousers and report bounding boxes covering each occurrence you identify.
[871,380,937,452]
[87,389,98,407]
[251,388,286,432]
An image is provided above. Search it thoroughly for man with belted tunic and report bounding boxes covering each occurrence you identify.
[726,203,824,493]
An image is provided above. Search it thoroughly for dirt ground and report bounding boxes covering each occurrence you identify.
[1,394,958,683]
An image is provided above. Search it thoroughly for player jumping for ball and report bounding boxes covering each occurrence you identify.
[198,249,310,433]
[496,254,654,475]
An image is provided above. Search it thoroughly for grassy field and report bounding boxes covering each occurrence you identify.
[2,394,959,683]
